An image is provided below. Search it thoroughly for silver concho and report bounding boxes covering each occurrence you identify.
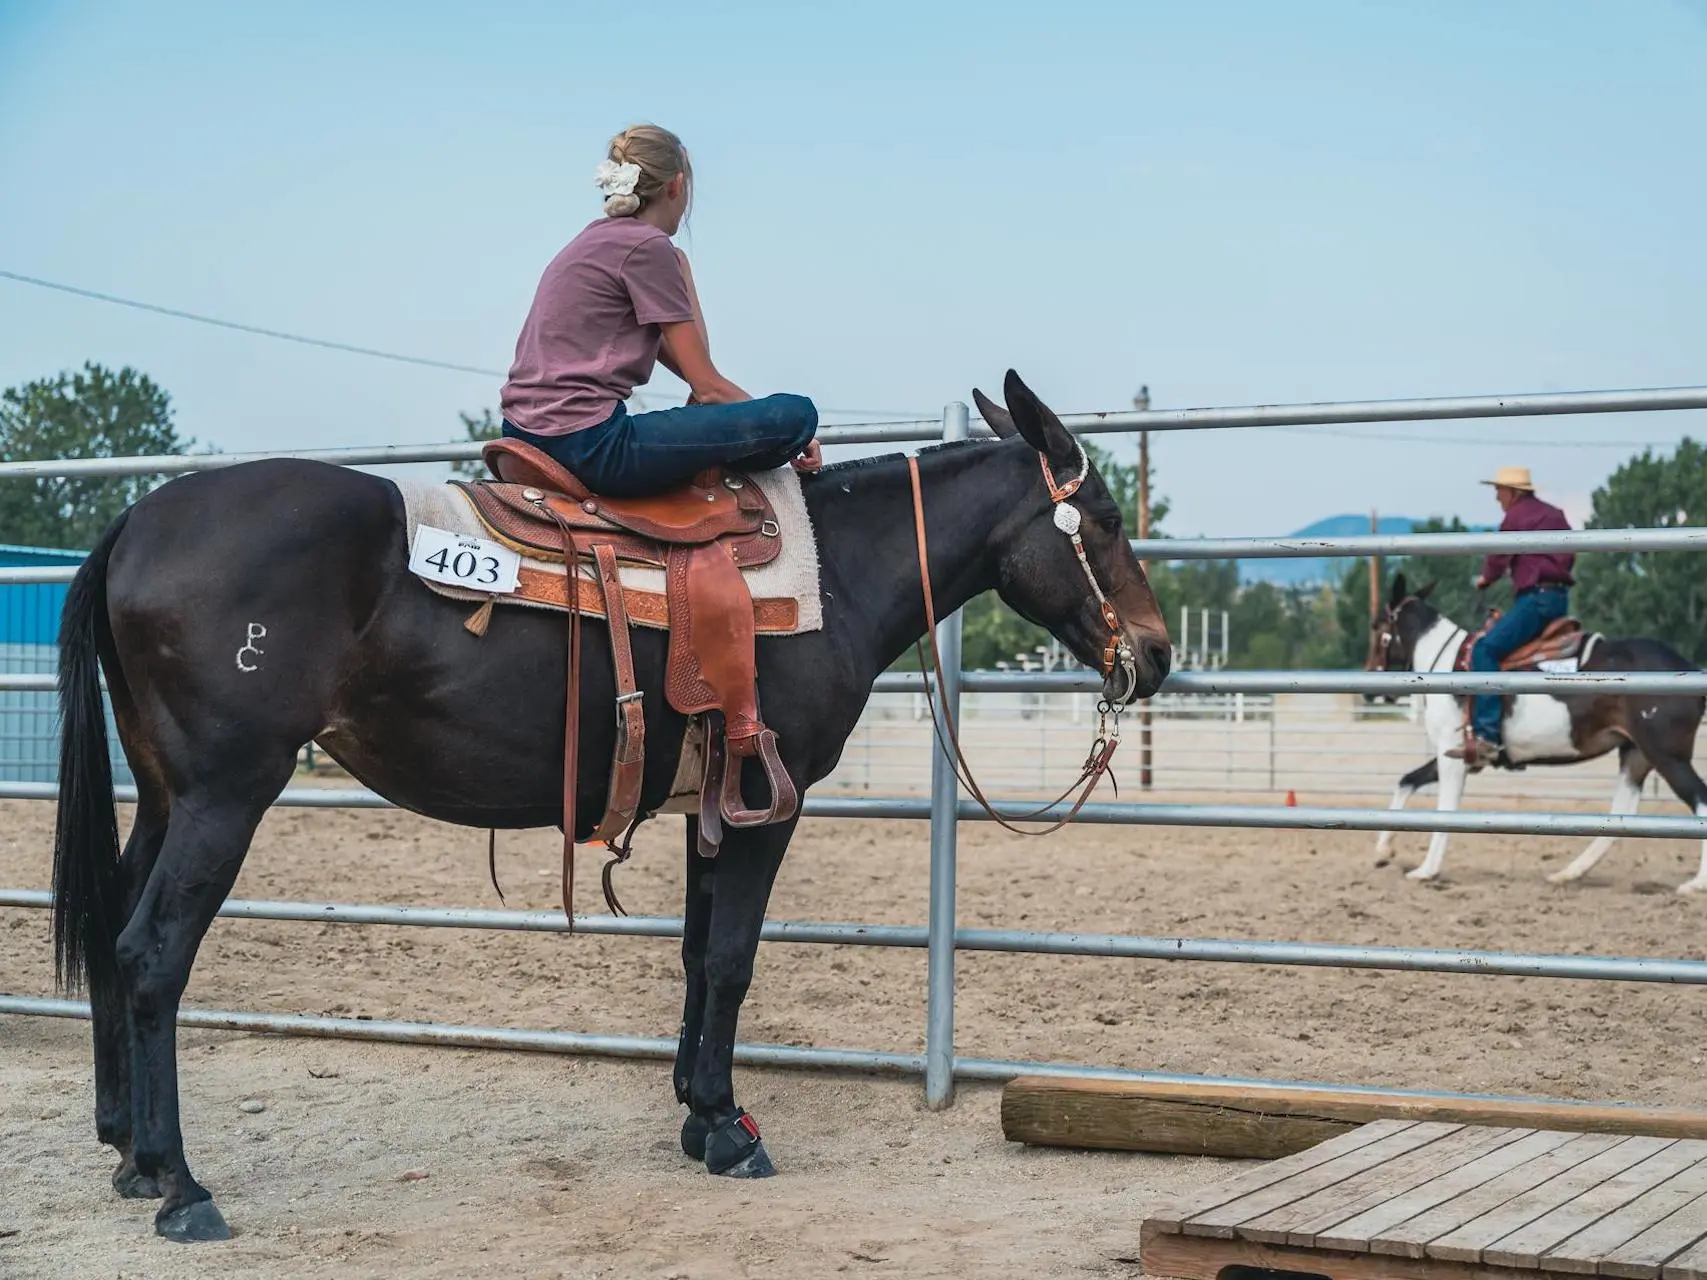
[1052,502,1082,535]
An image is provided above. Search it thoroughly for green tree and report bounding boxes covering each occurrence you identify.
[1576,437,1707,665]
[1082,439,1168,533]
[453,408,500,478]
[1387,515,1509,635]
[0,364,191,548]
[1324,516,1507,668]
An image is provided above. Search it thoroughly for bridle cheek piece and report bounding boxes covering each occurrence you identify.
[1039,446,1133,687]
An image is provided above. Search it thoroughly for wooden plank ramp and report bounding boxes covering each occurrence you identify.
[1141,1122,1707,1280]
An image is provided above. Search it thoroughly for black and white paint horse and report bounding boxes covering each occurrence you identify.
[1368,575,1707,889]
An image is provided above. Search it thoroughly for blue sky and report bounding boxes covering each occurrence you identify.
[2,0,1704,535]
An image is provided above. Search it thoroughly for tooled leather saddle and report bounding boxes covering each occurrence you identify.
[461,438,797,877]
[1454,614,1590,675]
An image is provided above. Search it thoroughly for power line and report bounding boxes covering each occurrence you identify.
[0,267,930,419]
[1261,424,1691,450]
[1,268,509,379]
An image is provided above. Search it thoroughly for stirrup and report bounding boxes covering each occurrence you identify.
[1446,737,1498,771]
[719,727,798,828]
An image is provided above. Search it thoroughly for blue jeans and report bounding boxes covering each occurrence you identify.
[501,394,818,499]
[1471,586,1570,744]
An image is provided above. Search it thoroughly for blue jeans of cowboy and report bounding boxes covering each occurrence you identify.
[1470,586,1570,745]
[502,394,818,499]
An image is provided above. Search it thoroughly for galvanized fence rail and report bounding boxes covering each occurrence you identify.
[4,380,1707,1112]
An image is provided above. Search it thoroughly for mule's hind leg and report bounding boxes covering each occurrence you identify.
[118,760,293,1241]
[674,818,717,1160]
[1549,744,1648,884]
[1375,759,1437,867]
[96,797,169,1200]
[686,817,795,1178]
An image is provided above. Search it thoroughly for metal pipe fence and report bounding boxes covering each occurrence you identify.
[4,382,1707,1106]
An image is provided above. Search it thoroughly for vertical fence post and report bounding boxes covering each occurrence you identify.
[924,401,969,1110]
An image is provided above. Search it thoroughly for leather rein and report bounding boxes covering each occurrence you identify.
[906,449,1131,836]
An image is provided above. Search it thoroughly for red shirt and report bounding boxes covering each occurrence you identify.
[1481,493,1574,592]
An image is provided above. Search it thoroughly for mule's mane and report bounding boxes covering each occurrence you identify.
[815,438,989,479]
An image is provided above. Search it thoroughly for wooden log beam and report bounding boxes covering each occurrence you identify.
[1001,1077,1707,1161]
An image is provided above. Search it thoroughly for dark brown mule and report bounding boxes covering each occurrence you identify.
[1368,574,1707,888]
[51,371,1170,1241]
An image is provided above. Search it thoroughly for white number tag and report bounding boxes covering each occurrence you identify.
[409,525,521,594]
[1536,656,1580,674]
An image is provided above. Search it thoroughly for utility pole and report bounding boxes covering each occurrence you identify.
[1135,384,1152,545]
[1135,385,1154,790]
[1368,508,1381,621]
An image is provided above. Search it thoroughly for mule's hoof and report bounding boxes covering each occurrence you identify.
[112,1158,161,1200]
[1678,879,1707,896]
[681,1112,711,1160]
[155,1198,230,1243]
[1547,870,1583,885]
[714,1140,775,1179]
[1405,868,1437,882]
[704,1110,774,1178]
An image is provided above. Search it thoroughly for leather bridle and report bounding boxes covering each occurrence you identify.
[1038,442,1134,688]
[905,452,1128,836]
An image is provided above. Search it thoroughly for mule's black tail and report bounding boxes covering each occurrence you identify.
[52,511,128,994]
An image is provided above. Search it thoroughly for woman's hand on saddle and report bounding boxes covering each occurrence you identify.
[792,441,823,474]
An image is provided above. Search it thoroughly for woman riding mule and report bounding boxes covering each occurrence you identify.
[501,123,821,496]
[51,370,1170,1241]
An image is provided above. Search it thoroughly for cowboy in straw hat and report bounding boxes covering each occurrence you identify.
[1447,466,1575,769]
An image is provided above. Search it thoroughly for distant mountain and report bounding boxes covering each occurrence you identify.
[1237,515,1421,587]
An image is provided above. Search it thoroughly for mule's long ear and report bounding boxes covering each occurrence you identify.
[1388,573,1408,609]
[1417,580,1437,600]
[1003,369,1077,466]
[972,388,1018,439]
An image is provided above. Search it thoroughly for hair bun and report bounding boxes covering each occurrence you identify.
[603,192,641,217]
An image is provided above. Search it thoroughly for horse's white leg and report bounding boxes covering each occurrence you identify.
[1680,805,1707,895]
[1550,753,1644,884]
[1375,759,1438,867]
[1407,753,1465,882]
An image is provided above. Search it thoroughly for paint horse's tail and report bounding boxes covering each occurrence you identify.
[52,511,129,995]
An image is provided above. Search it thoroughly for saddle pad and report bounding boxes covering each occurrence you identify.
[394,467,823,635]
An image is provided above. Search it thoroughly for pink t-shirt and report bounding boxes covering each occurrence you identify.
[501,218,696,436]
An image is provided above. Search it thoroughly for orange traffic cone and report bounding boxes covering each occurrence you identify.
[1285,789,1297,807]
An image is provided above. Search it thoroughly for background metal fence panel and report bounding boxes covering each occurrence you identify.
[4,381,1707,1105]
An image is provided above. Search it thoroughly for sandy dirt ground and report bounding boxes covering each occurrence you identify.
[6,790,1707,1277]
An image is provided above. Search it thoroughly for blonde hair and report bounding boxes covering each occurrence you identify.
[602,124,691,218]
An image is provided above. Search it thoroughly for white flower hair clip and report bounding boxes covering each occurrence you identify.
[594,160,642,198]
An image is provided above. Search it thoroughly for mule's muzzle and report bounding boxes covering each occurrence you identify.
[1106,637,1170,704]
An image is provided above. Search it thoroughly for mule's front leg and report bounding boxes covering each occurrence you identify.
[687,819,794,1178]
[673,819,717,1161]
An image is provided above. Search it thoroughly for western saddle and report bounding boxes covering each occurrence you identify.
[1452,612,1594,769]
[1454,613,1589,674]
[458,438,798,883]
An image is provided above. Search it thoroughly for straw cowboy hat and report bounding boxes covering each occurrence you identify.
[1480,465,1535,492]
